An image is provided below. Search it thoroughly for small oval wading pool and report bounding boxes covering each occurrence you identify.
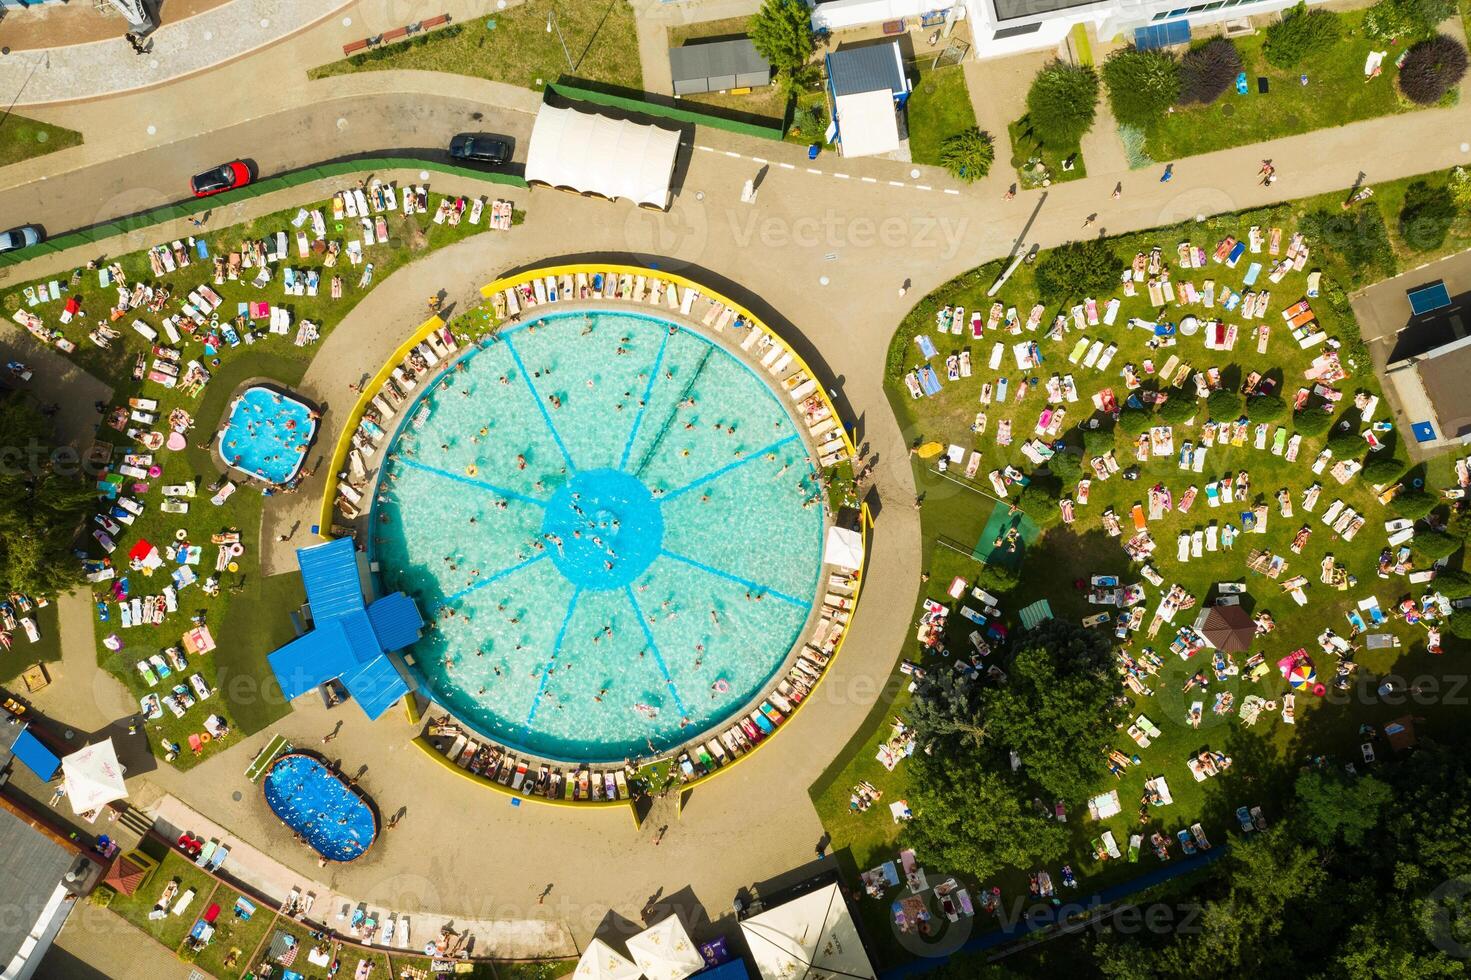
[218,385,316,485]
[261,754,376,862]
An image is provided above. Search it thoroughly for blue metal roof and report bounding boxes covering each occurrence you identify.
[826,42,906,98]
[1135,21,1191,51]
[269,627,356,701]
[12,729,60,781]
[296,537,364,622]
[367,592,424,652]
[339,656,412,720]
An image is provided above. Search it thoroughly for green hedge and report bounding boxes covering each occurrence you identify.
[0,159,528,268]
[547,82,786,141]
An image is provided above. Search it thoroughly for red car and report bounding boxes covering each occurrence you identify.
[189,161,250,198]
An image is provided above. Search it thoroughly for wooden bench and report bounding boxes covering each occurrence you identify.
[381,26,409,43]
[421,14,451,29]
[342,38,370,56]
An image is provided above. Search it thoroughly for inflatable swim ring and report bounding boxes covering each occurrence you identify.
[713,679,730,693]
[227,562,239,573]
[200,732,211,743]
[229,543,245,557]
[467,465,478,476]
[175,529,188,541]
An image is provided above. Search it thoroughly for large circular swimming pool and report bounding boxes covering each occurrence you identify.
[370,309,826,761]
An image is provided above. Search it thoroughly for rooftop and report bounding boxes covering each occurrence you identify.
[992,0,1109,23]
[1412,339,1471,441]
[0,802,77,973]
[827,42,907,98]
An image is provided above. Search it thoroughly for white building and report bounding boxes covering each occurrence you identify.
[810,0,1323,60]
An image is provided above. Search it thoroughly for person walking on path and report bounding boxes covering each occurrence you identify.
[1160,164,1174,183]
[1113,182,1122,199]
[1083,213,1097,229]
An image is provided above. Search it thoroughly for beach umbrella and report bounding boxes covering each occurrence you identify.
[573,939,640,980]
[1199,604,1255,653]
[1287,664,1317,689]
[61,738,128,816]
[627,915,704,980]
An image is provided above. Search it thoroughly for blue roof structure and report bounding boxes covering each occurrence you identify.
[268,537,424,720]
[1135,21,1191,51]
[12,729,60,781]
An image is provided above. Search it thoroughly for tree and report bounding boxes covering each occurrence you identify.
[1034,238,1120,303]
[1178,37,1243,104]
[903,758,1069,882]
[1019,475,1063,526]
[1400,35,1469,104]
[1299,207,1396,287]
[1400,179,1459,250]
[1362,456,1406,486]
[1391,488,1437,520]
[1246,394,1287,422]
[1102,47,1181,127]
[1365,0,1458,42]
[1293,408,1334,436]
[1207,389,1242,419]
[909,670,990,752]
[748,0,814,75]
[979,562,1020,593]
[1158,394,1196,424]
[1445,607,1471,639]
[939,128,996,182]
[1451,166,1471,213]
[0,396,93,598]
[1329,429,1368,459]
[1264,2,1343,68]
[1048,449,1083,484]
[1119,405,1153,435]
[1412,529,1462,562]
[987,621,1121,801]
[1083,426,1116,455]
[1025,61,1100,148]
[1295,771,1393,848]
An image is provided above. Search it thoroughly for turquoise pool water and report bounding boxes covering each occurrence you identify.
[262,754,376,862]
[370,310,826,761]
[219,386,315,485]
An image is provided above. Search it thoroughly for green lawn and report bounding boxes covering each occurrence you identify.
[906,66,977,168]
[308,2,641,92]
[812,173,1471,967]
[0,113,81,169]
[1144,10,1440,161]
[104,846,220,954]
[1008,115,1087,188]
[1,190,506,767]
[188,885,277,978]
[0,601,61,684]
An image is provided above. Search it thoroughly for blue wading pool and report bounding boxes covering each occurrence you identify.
[369,309,827,761]
[219,385,316,485]
[261,754,376,862]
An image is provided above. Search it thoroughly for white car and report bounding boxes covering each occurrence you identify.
[0,226,41,254]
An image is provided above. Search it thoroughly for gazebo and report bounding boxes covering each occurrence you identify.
[102,850,157,896]
[1198,604,1255,653]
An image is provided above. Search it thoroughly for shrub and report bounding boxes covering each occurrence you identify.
[1102,47,1180,128]
[1178,38,1243,105]
[1362,457,1406,486]
[1118,123,1155,170]
[980,562,1021,593]
[1263,2,1343,68]
[1158,396,1196,424]
[1299,207,1396,287]
[1034,238,1120,303]
[1119,406,1153,435]
[939,128,996,182]
[1448,608,1471,640]
[1400,35,1468,105]
[1364,0,1457,42]
[1293,409,1334,436]
[1026,61,1100,148]
[1435,569,1471,600]
[1452,166,1471,212]
[1207,389,1242,419]
[1328,429,1368,459]
[1019,476,1064,525]
[1083,427,1116,455]
[1399,180,1458,251]
[1247,394,1287,422]
[1391,488,1437,520]
[789,103,825,138]
[1049,451,1083,484]
[1414,530,1462,562]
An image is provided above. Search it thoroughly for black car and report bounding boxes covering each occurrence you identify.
[449,133,511,166]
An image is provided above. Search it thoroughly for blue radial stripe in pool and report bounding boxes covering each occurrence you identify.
[370,309,825,761]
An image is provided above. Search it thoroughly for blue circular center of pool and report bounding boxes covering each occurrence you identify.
[369,310,827,762]
[261,754,376,862]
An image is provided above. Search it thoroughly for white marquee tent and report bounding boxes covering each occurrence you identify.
[740,882,877,980]
[573,938,641,980]
[524,103,681,210]
[626,915,704,980]
[833,90,901,159]
[60,738,128,816]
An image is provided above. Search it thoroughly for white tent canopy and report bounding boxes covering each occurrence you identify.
[834,90,900,159]
[627,916,704,980]
[573,938,641,980]
[824,525,865,572]
[61,738,128,816]
[525,103,680,210]
[741,882,877,980]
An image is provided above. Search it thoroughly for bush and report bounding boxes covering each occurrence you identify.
[1118,123,1155,170]
[1328,429,1368,459]
[1207,389,1242,419]
[1391,488,1437,520]
[1026,61,1100,148]
[1048,451,1083,484]
[1264,2,1343,68]
[1299,207,1396,287]
[1034,238,1120,303]
[1399,180,1458,251]
[789,103,825,138]
[1414,530,1462,562]
[1083,427,1116,455]
[1435,569,1471,600]
[1364,0,1457,42]
[1293,409,1334,436]
[1119,406,1153,435]
[1400,35,1468,105]
[1178,38,1243,105]
[1448,608,1471,640]
[1452,166,1471,213]
[1362,457,1406,486]
[939,128,996,182]
[980,562,1021,593]
[1246,394,1286,422]
[1019,477,1064,525]
[1102,47,1180,128]
[1158,396,1196,424]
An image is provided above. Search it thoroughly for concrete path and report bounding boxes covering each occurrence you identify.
[43,898,194,980]
[0,0,230,51]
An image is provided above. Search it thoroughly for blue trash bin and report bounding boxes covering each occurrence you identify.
[808,144,820,160]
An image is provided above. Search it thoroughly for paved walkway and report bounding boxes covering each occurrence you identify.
[0,0,230,51]
[43,899,194,980]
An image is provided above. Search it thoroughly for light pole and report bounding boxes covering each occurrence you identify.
[546,5,573,71]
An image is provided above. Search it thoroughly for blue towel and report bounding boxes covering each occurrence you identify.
[919,366,943,396]
[195,239,209,259]
[1243,262,1262,287]
[916,334,938,360]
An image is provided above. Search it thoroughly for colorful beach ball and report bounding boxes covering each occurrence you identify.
[1287,664,1317,689]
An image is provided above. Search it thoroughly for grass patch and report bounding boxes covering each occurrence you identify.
[104,846,220,954]
[784,87,830,148]
[2,190,500,767]
[1144,11,1432,160]
[906,66,977,168]
[813,173,1471,968]
[308,1,641,91]
[1008,116,1087,188]
[0,114,81,169]
[0,601,61,684]
[188,885,277,978]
